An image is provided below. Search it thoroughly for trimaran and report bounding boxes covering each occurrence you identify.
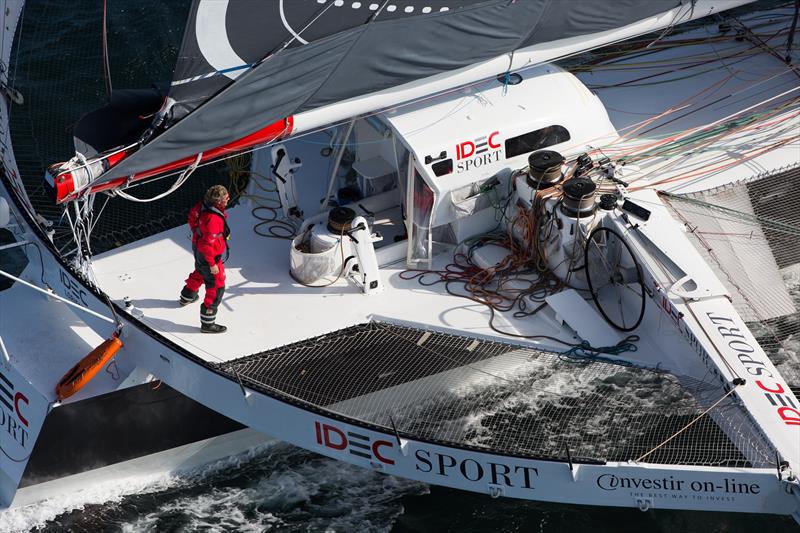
[0,0,799,525]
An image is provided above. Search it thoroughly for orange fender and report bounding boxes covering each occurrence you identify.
[56,335,123,401]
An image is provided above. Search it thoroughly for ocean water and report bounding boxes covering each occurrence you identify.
[3,1,799,532]
[0,438,796,533]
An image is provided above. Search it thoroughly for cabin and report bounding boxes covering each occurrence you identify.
[249,63,616,286]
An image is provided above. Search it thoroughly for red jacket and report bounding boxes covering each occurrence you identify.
[188,201,228,265]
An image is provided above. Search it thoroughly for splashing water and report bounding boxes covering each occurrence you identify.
[2,441,426,533]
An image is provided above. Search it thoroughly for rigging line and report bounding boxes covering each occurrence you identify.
[262,1,336,63]
[788,0,800,62]
[646,1,695,49]
[0,267,115,323]
[113,152,202,202]
[634,85,800,161]
[638,133,800,189]
[623,105,799,163]
[278,0,309,45]
[370,0,393,22]
[171,1,338,87]
[731,14,800,79]
[88,193,110,234]
[0,333,10,365]
[587,44,760,89]
[634,383,740,463]
[0,0,6,70]
[102,0,112,98]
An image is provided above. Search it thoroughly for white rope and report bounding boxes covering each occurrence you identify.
[634,383,740,463]
[113,152,203,203]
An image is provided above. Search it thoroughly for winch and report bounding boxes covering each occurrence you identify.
[560,177,598,218]
[290,207,383,294]
[527,150,565,190]
[516,150,566,209]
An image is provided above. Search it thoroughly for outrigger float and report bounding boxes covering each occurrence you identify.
[1,0,799,524]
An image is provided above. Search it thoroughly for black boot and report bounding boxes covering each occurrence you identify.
[200,303,226,333]
[179,287,199,306]
[201,323,227,334]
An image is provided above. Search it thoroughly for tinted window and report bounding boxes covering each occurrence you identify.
[504,125,570,159]
[431,158,453,177]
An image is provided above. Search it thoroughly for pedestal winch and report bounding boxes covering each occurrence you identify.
[290,206,383,294]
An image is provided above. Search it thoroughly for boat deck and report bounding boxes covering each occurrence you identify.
[91,199,583,363]
[88,4,800,377]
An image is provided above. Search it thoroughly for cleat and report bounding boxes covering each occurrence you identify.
[201,323,227,334]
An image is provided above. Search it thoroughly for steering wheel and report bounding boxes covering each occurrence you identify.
[584,226,646,332]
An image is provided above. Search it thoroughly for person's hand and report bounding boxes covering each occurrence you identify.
[210,264,219,275]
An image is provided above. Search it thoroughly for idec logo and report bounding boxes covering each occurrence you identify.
[455,131,502,174]
[756,380,800,426]
[456,131,501,160]
[314,421,395,465]
[0,369,30,448]
[705,312,800,427]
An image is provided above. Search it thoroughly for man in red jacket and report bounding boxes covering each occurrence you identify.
[179,185,230,333]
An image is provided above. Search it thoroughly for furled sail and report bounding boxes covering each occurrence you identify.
[55,0,750,202]
[169,0,495,121]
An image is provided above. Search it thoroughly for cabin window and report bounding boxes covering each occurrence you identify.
[504,125,570,159]
[407,164,435,265]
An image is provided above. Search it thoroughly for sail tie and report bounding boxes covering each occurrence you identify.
[112,152,203,203]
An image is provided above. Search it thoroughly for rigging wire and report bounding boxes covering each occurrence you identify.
[787,0,800,62]
[102,0,112,99]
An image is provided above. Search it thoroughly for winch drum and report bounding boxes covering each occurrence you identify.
[290,228,347,285]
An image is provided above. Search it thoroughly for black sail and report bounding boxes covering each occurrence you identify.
[99,0,683,183]
[168,0,490,120]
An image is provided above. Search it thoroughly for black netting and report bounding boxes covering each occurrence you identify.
[222,322,775,467]
[7,1,239,255]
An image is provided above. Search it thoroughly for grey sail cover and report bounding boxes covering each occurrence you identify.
[169,0,493,120]
[102,0,683,182]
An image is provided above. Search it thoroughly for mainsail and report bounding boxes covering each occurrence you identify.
[169,0,496,121]
[58,0,749,202]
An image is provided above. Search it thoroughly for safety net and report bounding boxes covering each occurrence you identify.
[221,321,778,468]
[663,163,800,389]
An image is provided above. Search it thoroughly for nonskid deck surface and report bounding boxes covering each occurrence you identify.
[220,321,774,468]
[90,195,584,363]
